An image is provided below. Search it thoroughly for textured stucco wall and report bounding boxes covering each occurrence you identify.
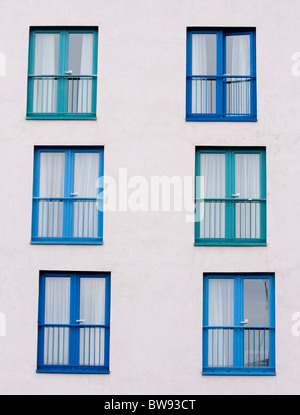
[0,0,300,395]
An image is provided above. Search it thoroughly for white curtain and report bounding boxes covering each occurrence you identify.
[77,34,93,113]
[79,278,106,366]
[192,34,216,114]
[208,279,234,367]
[73,153,99,238]
[200,154,226,239]
[226,35,251,114]
[38,153,65,238]
[33,34,59,113]
[235,154,260,239]
[44,277,70,366]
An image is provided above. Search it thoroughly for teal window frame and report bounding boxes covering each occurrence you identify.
[203,273,276,376]
[27,27,98,120]
[195,147,267,246]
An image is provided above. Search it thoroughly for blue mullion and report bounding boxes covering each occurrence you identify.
[37,274,46,369]
[216,31,224,116]
[233,276,243,368]
[186,30,193,118]
[69,274,80,367]
[194,150,201,241]
[97,149,104,240]
[268,276,276,371]
[57,30,68,114]
[62,150,72,238]
[104,275,111,370]
[202,276,209,370]
[250,32,257,117]
[32,149,41,239]
[91,30,98,115]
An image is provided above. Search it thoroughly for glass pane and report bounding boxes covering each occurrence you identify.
[44,277,70,365]
[244,279,269,327]
[244,279,270,368]
[192,34,217,76]
[67,34,94,114]
[225,35,251,116]
[68,34,93,75]
[33,33,60,113]
[79,278,106,366]
[226,35,250,76]
[73,153,99,238]
[208,279,234,367]
[200,154,226,239]
[38,153,65,238]
[192,34,217,114]
[34,34,60,75]
[235,154,261,239]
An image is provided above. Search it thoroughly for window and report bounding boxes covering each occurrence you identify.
[37,272,111,374]
[195,147,266,246]
[186,28,257,121]
[27,27,98,120]
[203,273,276,376]
[31,147,104,244]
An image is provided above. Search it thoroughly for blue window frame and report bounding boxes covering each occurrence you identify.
[203,273,276,376]
[31,146,104,245]
[37,271,111,374]
[186,28,257,121]
[195,147,266,246]
[27,27,98,120]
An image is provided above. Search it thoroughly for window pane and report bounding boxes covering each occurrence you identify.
[73,153,99,238]
[192,34,217,114]
[38,153,65,238]
[79,278,106,366]
[44,277,70,366]
[208,279,234,367]
[244,279,269,327]
[225,35,251,115]
[244,279,270,367]
[33,33,60,113]
[200,154,226,239]
[235,153,261,239]
[226,35,250,76]
[67,34,94,114]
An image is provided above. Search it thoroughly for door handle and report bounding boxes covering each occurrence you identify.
[70,192,79,197]
[240,319,249,325]
[65,70,73,75]
[232,193,240,198]
[76,320,85,324]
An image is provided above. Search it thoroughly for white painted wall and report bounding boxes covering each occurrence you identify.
[0,0,300,395]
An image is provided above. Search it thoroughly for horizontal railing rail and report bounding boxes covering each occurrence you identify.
[187,75,255,117]
[33,197,100,239]
[195,198,266,240]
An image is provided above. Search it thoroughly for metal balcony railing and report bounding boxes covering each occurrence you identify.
[196,198,265,240]
[188,75,255,117]
[34,197,99,240]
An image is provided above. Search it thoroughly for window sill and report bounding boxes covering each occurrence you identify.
[195,239,266,247]
[202,367,276,376]
[31,238,103,245]
[26,114,97,121]
[37,367,110,375]
[186,115,257,122]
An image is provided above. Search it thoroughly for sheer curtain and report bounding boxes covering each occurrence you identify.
[200,153,226,239]
[208,279,234,367]
[44,277,70,365]
[226,35,251,115]
[79,278,106,366]
[192,34,216,114]
[73,153,99,238]
[235,154,260,239]
[33,34,59,113]
[78,34,93,113]
[38,153,65,238]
